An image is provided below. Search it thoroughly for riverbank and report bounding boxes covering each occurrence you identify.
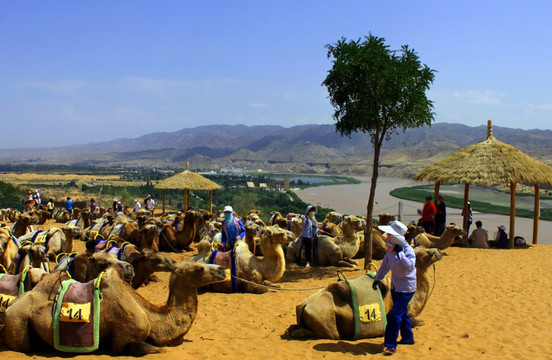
[294,176,552,245]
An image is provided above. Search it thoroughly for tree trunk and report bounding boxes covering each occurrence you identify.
[364,142,382,269]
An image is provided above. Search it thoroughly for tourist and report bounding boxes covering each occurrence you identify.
[25,190,35,208]
[490,225,508,249]
[134,199,142,212]
[372,220,416,356]
[46,199,55,212]
[34,189,41,205]
[301,205,318,267]
[421,195,436,234]
[117,200,124,213]
[221,205,245,250]
[65,196,73,214]
[90,198,99,219]
[112,198,118,213]
[468,220,489,248]
[434,194,446,236]
[462,201,473,235]
[145,195,155,214]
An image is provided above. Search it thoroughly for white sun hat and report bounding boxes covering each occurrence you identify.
[378,220,408,237]
[223,205,233,213]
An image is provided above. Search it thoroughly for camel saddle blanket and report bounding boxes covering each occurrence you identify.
[31,230,49,246]
[0,268,31,325]
[89,222,107,240]
[68,219,79,227]
[53,275,102,353]
[107,224,125,239]
[339,272,387,340]
[208,250,237,293]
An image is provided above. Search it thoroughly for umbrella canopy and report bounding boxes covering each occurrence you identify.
[413,120,552,247]
[413,123,552,186]
[154,163,221,191]
[154,162,220,213]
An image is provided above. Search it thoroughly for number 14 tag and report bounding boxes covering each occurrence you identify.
[60,302,91,323]
[358,303,382,323]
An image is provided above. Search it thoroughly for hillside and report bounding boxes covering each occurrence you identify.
[1,123,551,178]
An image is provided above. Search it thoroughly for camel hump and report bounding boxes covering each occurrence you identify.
[342,274,387,339]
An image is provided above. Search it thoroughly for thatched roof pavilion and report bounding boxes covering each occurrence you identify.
[414,120,552,247]
[154,162,221,213]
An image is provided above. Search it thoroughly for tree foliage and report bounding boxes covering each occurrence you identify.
[323,35,435,141]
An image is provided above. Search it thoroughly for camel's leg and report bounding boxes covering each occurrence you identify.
[4,297,33,352]
[123,342,163,356]
[286,324,317,338]
[336,260,357,268]
[344,258,358,265]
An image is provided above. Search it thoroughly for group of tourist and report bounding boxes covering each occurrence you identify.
[419,194,516,249]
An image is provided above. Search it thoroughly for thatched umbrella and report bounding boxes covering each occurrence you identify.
[413,120,552,247]
[154,162,221,213]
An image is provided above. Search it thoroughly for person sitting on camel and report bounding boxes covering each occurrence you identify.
[221,205,245,251]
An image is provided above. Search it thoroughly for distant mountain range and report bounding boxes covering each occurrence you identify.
[2,123,552,178]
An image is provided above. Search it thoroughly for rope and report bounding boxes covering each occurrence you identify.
[228,274,325,292]
[427,263,437,303]
[159,231,181,253]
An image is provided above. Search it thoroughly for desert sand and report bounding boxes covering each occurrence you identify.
[2,186,552,359]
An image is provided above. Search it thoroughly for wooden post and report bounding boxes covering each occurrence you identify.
[183,189,187,211]
[462,183,470,233]
[508,182,516,249]
[433,181,440,234]
[209,190,213,213]
[533,183,540,245]
[162,189,166,215]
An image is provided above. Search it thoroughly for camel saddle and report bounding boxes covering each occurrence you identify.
[338,272,387,340]
[53,274,103,353]
[208,250,237,293]
[89,222,107,240]
[0,267,31,325]
[107,224,125,239]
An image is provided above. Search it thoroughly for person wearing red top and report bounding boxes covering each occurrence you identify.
[421,195,436,234]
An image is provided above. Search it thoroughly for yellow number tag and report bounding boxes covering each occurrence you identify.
[60,302,91,323]
[0,294,16,312]
[359,303,382,323]
[35,234,47,244]
[222,268,232,282]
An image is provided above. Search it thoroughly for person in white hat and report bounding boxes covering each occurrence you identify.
[300,205,318,267]
[490,224,508,249]
[372,220,416,355]
[134,199,142,213]
[221,205,245,251]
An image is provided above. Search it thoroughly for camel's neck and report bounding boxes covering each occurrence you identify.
[436,229,455,249]
[134,276,198,346]
[410,264,433,318]
[258,238,285,282]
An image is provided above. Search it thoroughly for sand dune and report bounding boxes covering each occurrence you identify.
[1,213,551,359]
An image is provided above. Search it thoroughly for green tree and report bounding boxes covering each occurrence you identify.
[323,35,436,266]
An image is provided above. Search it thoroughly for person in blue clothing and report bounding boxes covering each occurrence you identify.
[490,225,509,248]
[221,205,246,251]
[65,196,74,214]
[372,220,416,356]
[300,205,318,267]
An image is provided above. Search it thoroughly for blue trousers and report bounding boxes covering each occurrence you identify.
[385,291,415,348]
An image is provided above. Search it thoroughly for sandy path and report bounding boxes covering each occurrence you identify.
[295,176,552,245]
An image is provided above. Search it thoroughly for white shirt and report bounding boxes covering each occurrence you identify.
[146,198,155,210]
[135,201,142,212]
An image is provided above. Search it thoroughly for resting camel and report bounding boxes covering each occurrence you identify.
[244,221,264,256]
[355,227,388,260]
[17,226,82,261]
[286,216,365,268]
[318,212,343,237]
[0,227,18,272]
[378,213,395,225]
[55,251,135,283]
[407,224,466,249]
[159,212,196,252]
[268,212,302,237]
[12,213,35,239]
[286,247,443,339]
[194,225,295,293]
[11,243,49,274]
[127,223,160,252]
[54,209,72,223]
[5,261,226,355]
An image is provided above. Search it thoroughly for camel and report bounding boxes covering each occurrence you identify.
[4,261,227,355]
[0,228,18,273]
[11,243,49,274]
[54,209,72,223]
[8,209,20,223]
[286,247,443,339]
[158,212,197,252]
[55,251,135,283]
[244,221,264,256]
[130,249,176,289]
[407,224,466,249]
[355,226,388,260]
[193,225,295,293]
[128,223,160,252]
[17,226,82,261]
[286,216,366,268]
[268,212,302,237]
[12,213,36,239]
[318,212,343,237]
[378,213,395,225]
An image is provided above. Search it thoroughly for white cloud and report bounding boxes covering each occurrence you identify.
[452,90,505,105]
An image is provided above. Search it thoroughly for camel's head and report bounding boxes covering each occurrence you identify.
[173,261,227,288]
[245,221,262,236]
[263,225,295,244]
[18,213,32,225]
[19,243,48,266]
[378,213,396,226]
[142,223,161,238]
[90,251,135,282]
[81,208,91,219]
[444,224,466,238]
[406,223,425,238]
[325,212,343,223]
[341,215,366,232]
[140,248,176,272]
[62,225,82,238]
[414,247,443,268]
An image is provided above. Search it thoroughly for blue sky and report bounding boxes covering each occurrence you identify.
[1,1,551,149]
